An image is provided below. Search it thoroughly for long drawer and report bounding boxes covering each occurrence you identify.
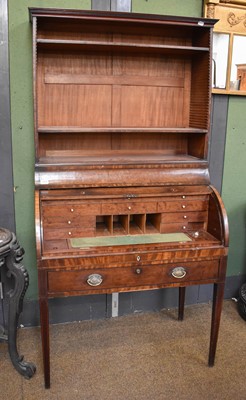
[48,260,219,294]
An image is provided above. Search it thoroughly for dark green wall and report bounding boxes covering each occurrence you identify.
[8,0,246,300]
[222,98,246,276]
[8,0,91,299]
[132,0,203,16]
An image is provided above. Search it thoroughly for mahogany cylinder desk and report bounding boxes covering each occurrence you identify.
[29,8,229,388]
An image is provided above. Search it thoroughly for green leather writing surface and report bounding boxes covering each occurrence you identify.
[70,233,191,248]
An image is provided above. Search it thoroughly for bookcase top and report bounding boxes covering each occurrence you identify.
[29,7,217,28]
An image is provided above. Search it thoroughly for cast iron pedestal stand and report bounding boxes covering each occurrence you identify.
[0,227,36,378]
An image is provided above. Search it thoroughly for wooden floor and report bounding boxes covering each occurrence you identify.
[0,300,245,400]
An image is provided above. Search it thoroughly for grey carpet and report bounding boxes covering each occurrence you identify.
[0,300,245,400]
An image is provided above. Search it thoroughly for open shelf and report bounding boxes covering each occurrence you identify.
[36,42,210,162]
[38,127,208,134]
[37,128,207,164]
[34,8,211,176]
[37,152,204,167]
[37,38,209,55]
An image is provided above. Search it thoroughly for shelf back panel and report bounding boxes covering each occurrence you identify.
[37,50,191,129]
[39,132,189,158]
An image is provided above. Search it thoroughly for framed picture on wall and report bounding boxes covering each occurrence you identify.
[204,0,246,95]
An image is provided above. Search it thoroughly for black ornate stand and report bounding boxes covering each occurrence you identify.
[238,283,246,321]
[0,227,36,378]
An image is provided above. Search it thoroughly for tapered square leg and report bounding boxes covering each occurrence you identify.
[38,270,50,388]
[208,282,225,367]
[40,297,50,388]
[178,287,186,321]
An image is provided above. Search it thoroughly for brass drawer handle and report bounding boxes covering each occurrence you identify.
[171,267,186,279]
[135,268,142,274]
[86,274,103,287]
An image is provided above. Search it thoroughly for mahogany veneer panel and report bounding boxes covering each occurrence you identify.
[37,51,191,129]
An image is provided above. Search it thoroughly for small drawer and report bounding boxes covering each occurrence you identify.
[101,201,157,215]
[42,202,101,217]
[160,222,205,233]
[43,215,95,229]
[160,223,188,233]
[161,211,207,223]
[158,200,208,213]
[43,227,95,240]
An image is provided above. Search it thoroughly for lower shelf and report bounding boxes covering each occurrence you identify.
[38,152,203,166]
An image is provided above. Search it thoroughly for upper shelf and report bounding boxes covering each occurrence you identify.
[36,39,209,56]
[38,127,208,134]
